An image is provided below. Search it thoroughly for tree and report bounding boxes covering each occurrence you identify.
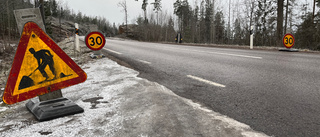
[75,11,83,23]
[204,0,213,43]
[277,0,284,46]
[118,0,128,36]
[50,0,58,17]
[199,0,206,43]
[234,18,242,44]
[295,14,320,50]
[142,0,148,23]
[254,0,277,46]
[214,11,225,44]
[151,0,161,24]
[174,0,191,33]
[284,0,296,34]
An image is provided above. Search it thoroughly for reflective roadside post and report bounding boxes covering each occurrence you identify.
[74,23,80,56]
[250,26,253,50]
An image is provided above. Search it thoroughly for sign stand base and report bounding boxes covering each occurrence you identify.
[279,48,299,52]
[90,50,105,59]
[26,96,84,121]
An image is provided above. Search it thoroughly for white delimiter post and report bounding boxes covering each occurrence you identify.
[250,26,253,50]
[75,23,80,54]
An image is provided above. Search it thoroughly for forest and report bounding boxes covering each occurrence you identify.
[132,0,320,50]
[0,0,319,50]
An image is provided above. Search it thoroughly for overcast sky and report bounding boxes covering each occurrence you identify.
[58,0,181,25]
[57,0,316,26]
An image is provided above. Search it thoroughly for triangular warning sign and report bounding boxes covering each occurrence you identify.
[2,22,87,104]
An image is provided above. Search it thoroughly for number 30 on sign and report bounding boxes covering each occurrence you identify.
[283,33,295,49]
[85,31,106,51]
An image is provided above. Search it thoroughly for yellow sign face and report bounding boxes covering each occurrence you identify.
[13,32,78,95]
[283,33,295,48]
[85,31,106,50]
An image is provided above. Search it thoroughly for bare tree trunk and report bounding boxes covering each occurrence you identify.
[211,0,215,44]
[118,0,128,36]
[313,0,316,22]
[40,0,46,32]
[249,0,254,31]
[7,0,10,41]
[277,0,284,46]
[284,0,289,34]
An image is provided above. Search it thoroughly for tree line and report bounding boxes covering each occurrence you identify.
[131,0,320,50]
[0,0,319,50]
[0,0,117,42]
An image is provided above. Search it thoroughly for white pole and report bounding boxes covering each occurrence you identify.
[75,23,80,53]
[250,26,253,50]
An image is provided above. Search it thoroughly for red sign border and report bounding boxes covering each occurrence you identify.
[283,33,295,48]
[2,22,87,104]
[85,31,106,51]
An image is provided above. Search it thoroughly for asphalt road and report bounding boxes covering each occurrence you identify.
[102,38,320,137]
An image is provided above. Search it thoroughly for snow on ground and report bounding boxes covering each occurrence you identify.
[0,57,269,137]
[0,36,269,136]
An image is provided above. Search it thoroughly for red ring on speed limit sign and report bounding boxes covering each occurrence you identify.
[85,31,106,51]
[283,33,295,49]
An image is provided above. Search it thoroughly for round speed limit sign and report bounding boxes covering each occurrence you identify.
[85,31,106,51]
[283,33,295,48]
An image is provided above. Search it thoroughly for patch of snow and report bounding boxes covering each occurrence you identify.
[0,58,269,137]
[0,103,8,112]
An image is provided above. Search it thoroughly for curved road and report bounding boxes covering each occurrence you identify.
[102,38,320,137]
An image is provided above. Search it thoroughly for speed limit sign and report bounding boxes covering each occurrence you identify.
[283,33,295,48]
[85,31,106,51]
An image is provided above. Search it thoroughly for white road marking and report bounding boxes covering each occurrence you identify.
[205,51,263,59]
[105,49,122,55]
[166,47,262,59]
[187,75,226,88]
[137,59,151,64]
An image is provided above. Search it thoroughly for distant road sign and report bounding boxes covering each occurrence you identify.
[283,33,295,48]
[85,31,106,51]
[3,22,87,105]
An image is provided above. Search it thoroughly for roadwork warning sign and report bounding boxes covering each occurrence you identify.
[3,22,87,104]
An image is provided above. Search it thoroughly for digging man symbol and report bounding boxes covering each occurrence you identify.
[29,48,56,81]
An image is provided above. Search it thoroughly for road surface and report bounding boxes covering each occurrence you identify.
[102,38,320,137]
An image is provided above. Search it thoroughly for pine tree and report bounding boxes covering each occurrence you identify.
[214,11,225,44]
